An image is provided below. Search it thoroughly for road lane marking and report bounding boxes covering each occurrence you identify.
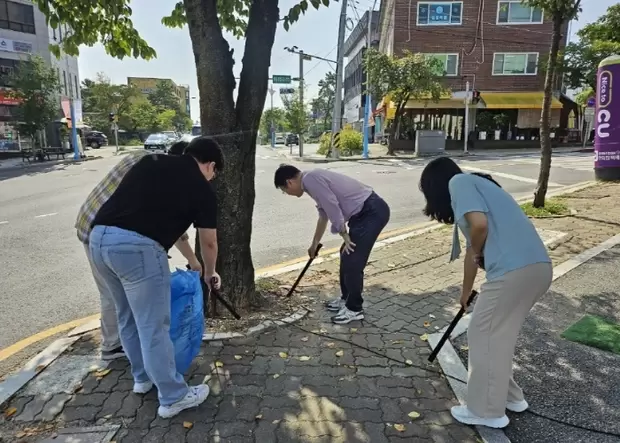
[34,213,58,218]
[461,166,563,187]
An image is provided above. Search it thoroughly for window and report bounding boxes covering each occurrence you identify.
[417,2,462,25]
[62,70,67,96]
[0,58,18,87]
[0,1,35,34]
[427,53,459,76]
[493,53,538,75]
[497,1,543,24]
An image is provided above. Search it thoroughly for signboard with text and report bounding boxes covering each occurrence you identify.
[272,75,291,84]
[0,38,33,54]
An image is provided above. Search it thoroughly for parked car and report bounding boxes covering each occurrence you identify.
[275,133,285,145]
[85,131,108,149]
[144,133,175,153]
[286,133,299,146]
[162,131,179,140]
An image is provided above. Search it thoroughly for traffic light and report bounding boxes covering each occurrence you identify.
[109,112,116,122]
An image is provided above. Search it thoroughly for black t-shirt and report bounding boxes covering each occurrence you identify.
[93,154,217,251]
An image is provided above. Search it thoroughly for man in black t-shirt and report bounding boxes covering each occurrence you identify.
[88,137,223,419]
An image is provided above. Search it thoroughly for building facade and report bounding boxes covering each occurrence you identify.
[127,77,191,115]
[0,0,81,150]
[377,0,571,147]
[343,10,380,132]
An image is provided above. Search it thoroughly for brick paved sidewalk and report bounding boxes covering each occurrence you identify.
[2,182,620,442]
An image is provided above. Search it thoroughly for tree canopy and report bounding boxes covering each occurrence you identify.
[310,71,336,132]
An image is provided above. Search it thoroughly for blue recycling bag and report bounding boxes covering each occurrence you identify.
[169,269,204,374]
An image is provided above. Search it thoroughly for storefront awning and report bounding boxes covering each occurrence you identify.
[481,92,563,109]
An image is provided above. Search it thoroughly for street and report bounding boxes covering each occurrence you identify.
[0,146,595,351]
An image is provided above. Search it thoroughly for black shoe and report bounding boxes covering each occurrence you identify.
[102,346,126,361]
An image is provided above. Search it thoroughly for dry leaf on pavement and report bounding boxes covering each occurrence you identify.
[255,414,263,420]
[273,373,280,379]
[234,355,242,360]
[4,407,17,417]
[94,369,111,378]
[405,359,413,366]
[298,356,311,361]
[183,421,193,429]
[326,342,336,348]
[394,424,406,432]
[350,328,358,332]
[391,340,403,344]
[460,345,469,351]
[215,361,224,367]
[420,334,429,341]
[300,336,309,342]
[423,321,431,327]
[408,411,421,420]
[335,350,344,357]
[278,352,288,359]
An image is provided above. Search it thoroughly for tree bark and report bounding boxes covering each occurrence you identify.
[387,101,405,156]
[533,14,562,208]
[185,0,279,307]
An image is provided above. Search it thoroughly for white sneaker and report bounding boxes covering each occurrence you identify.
[450,405,509,429]
[331,307,364,324]
[133,381,154,394]
[506,399,529,413]
[325,298,345,312]
[157,385,210,419]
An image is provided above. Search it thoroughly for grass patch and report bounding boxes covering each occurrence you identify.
[561,314,620,355]
[255,277,282,294]
[521,198,569,217]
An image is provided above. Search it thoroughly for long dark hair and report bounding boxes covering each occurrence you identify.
[419,157,500,225]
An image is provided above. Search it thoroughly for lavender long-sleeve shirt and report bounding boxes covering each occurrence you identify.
[301,169,373,234]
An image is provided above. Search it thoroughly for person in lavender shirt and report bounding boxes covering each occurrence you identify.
[274,165,390,324]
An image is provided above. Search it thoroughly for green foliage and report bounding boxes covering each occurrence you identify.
[521,198,569,217]
[316,129,362,156]
[317,131,331,155]
[365,48,448,117]
[260,108,288,142]
[8,55,61,141]
[310,72,336,132]
[574,87,594,107]
[282,90,309,136]
[121,99,160,133]
[81,74,140,133]
[148,80,180,111]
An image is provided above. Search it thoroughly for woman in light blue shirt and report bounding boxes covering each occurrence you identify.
[419,157,552,429]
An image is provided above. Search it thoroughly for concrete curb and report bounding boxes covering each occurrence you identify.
[0,155,103,173]
[427,234,620,443]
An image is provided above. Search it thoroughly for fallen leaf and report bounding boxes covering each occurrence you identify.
[94,368,111,378]
[335,350,344,357]
[35,364,46,373]
[255,414,263,420]
[4,407,17,417]
[183,421,193,429]
[215,361,224,367]
[420,334,429,342]
[319,328,327,333]
[234,355,243,360]
[298,356,311,361]
[408,411,421,420]
[16,431,26,438]
[300,336,309,342]
[423,321,431,327]
[429,314,436,319]
[278,352,288,359]
[416,389,423,395]
[391,340,403,344]
[326,342,336,348]
[460,345,469,351]
[350,328,358,333]
[104,414,113,419]
[273,373,280,379]
[394,424,406,432]
[405,359,413,366]
[311,329,319,333]
[388,263,396,268]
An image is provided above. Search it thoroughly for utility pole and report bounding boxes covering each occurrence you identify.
[298,50,305,157]
[464,81,470,153]
[65,54,80,160]
[362,7,375,159]
[268,86,275,148]
[330,0,348,159]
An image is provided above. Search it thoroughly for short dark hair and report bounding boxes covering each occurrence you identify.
[184,136,224,171]
[168,140,189,156]
[419,157,501,225]
[274,164,301,188]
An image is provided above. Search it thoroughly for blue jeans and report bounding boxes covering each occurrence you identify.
[89,225,188,406]
[340,192,390,311]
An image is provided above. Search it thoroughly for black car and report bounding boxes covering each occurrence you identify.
[144,133,175,153]
[85,131,108,149]
[286,133,299,146]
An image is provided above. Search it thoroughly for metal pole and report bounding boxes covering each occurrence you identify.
[330,0,348,159]
[299,51,304,158]
[464,81,470,154]
[114,122,119,153]
[362,8,373,159]
[269,86,275,148]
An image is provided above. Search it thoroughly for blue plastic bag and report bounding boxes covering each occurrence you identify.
[169,269,205,374]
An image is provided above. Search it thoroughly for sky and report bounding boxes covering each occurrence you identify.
[77,0,614,122]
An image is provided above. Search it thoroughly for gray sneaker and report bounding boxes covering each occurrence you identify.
[325,298,345,312]
[331,307,364,324]
[157,385,210,419]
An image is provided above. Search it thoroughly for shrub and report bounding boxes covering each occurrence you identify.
[316,128,363,156]
[123,138,143,147]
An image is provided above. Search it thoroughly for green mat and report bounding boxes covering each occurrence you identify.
[561,314,620,355]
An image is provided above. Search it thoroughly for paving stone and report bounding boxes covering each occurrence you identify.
[117,393,143,418]
[70,392,108,407]
[210,420,255,438]
[94,370,121,393]
[97,391,127,419]
[364,422,390,443]
[357,366,391,377]
[215,395,261,421]
[37,393,72,421]
[186,422,214,442]
[6,395,33,418]
[163,425,187,442]
[61,405,100,422]
[15,394,50,422]
[142,426,168,442]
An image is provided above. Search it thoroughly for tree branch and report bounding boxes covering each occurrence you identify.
[184,0,236,134]
[235,0,279,135]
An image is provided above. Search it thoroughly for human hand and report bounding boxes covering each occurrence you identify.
[188,258,202,273]
[341,233,356,255]
[205,272,221,290]
[460,290,470,310]
[473,253,485,270]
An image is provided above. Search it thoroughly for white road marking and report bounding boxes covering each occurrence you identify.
[34,212,58,218]
[461,166,563,187]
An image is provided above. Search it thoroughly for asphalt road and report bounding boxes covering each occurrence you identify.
[0,145,595,351]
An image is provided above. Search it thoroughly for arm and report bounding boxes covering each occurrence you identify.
[303,174,346,235]
[461,247,479,298]
[312,214,328,246]
[198,228,218,276]
[464,211,489,257]
[174,233,200,270]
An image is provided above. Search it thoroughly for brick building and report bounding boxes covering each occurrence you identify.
[376,0,574,147]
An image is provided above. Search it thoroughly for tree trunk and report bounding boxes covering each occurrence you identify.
[185,0,279,307]
[533,15,562,208]
[387,102,404,156]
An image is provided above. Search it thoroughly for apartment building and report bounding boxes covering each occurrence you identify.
[343,10,380,132]
[0,0,81,150]
[127,77,191,115]
[377,0,573,147]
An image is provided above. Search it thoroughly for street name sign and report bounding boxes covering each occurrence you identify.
[272,75,292,84]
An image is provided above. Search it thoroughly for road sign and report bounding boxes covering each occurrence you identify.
[587,97,596,107]
[584,107,595,122]
[279,88,295,94]
[272,75,291,84]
